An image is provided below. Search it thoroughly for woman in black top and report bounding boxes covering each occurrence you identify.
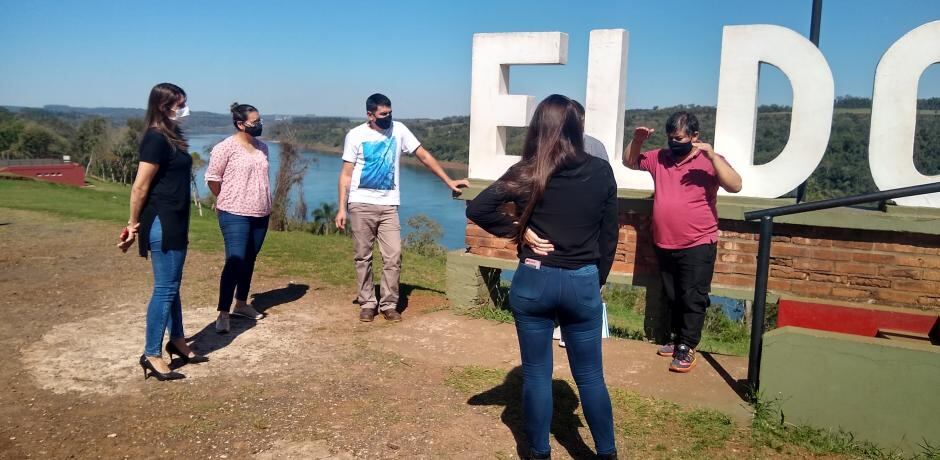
[118,83,207,381]
[466,95,619,459]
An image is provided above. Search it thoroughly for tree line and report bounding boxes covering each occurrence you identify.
[3,96,938,201]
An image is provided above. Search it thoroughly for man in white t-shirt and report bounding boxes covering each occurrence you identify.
[336,93,469,322]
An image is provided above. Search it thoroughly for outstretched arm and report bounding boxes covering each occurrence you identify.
[414,146,470,195]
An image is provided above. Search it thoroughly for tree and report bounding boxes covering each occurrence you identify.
[10,123,67,159]
[73,117,110,176]
[112,118,144,184]
[269,131,308,231]
[403,214,445,257]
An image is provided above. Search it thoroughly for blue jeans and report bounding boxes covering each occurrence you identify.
[217,211,269,312]
[144,216,186,357]
[509,263,616,457]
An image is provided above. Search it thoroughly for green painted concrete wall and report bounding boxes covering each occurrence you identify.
[761,326,940,453]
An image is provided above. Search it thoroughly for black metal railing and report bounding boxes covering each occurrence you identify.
[743,181,940,399]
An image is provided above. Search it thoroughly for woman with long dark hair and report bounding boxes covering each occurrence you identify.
[205,103,272,333]
[466,94,619,459]
[118,82,208,381]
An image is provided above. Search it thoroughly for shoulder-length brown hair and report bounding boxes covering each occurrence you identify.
[144,83,189,152]
[499,94,585,244]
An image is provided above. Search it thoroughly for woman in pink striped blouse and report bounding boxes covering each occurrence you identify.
[205,103,272,333]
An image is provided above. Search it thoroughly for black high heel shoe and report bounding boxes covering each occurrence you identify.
[165,341,209,364]
[139,355,185,381]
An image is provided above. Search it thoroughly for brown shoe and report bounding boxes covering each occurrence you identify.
[381,309,402,322]
[359,308,377,322]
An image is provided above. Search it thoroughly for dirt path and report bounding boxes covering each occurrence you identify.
[0,209,758,459]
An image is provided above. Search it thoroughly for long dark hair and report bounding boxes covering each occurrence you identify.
[499,94,585,244]
[144,83,188,152]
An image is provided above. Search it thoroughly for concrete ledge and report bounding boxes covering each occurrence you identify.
[456,180,940,236]
[761,326,940,453]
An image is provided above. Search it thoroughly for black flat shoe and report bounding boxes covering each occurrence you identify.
[165,342,209,364]
[139,355,185,381]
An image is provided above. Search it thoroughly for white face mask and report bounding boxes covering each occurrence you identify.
[171,105,190,120]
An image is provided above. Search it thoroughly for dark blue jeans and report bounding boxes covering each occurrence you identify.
[145,216,186,357]
[509,263,616,457]
[217,211,269,312]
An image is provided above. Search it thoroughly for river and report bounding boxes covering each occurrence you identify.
[188,133,469,249]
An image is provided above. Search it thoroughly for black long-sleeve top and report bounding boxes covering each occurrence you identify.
[466,155,619,286]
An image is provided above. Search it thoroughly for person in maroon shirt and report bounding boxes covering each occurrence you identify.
[623,111,742,372]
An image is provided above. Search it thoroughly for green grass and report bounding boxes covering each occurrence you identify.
[0,178,447,295]
[447,366,937,459]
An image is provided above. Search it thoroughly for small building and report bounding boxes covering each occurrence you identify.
[0,157,85,187]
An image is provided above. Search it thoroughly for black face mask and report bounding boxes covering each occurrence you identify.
[374,115,392,130]
[243,123,263,137]
[668,139,693,157]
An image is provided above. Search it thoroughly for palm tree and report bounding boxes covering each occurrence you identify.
[311,202,338,235]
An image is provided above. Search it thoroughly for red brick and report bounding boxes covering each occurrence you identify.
[771,268,808,280]
[852,252,898,265]
[876,290,921,306]
[719,253,757,264]
[848,276,891,288]
[811,248,854,262]
[831,287,874,300]
[713,273,753,288]
[770,257,793,268]
[918,296,940,307]
[792,237,832,247]
[493,249,517,260]
[892,279,940,293]
[789,280,832,297]
[831,240,874,250]
[879,267,922,279]
[873,242,940,255]
[475,247,495,257]
[793,259,835,272]
[809,273,844,283]
[835,262,879,276]
[772,235,792,243]
[771,245,812,258]
[896,255,940,269]
[767,278,792,292]
[611,262,634,274]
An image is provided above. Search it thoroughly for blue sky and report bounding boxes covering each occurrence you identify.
[0,0,937,118]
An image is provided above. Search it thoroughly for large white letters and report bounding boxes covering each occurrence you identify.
[468,32,568,180]
[467,22,939,209]
[869,20,940,208]
[714,25,834,198]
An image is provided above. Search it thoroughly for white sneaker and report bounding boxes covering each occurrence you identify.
[215,315,230,334]
[559,338,566,348]
[552,326,562,340]
[232,304,263,319]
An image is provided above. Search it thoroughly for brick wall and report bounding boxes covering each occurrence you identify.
[465,207,940,312]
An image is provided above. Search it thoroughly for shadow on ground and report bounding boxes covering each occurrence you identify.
[185,283,310,361]
[468,366,597,459]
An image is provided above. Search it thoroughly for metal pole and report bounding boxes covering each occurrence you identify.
[747,215,774,398]
[795,0,823,204]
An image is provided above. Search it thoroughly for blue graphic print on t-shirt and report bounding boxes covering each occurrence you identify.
[359,137,397,191]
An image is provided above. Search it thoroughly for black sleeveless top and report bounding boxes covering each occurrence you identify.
[137,128,192,257]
